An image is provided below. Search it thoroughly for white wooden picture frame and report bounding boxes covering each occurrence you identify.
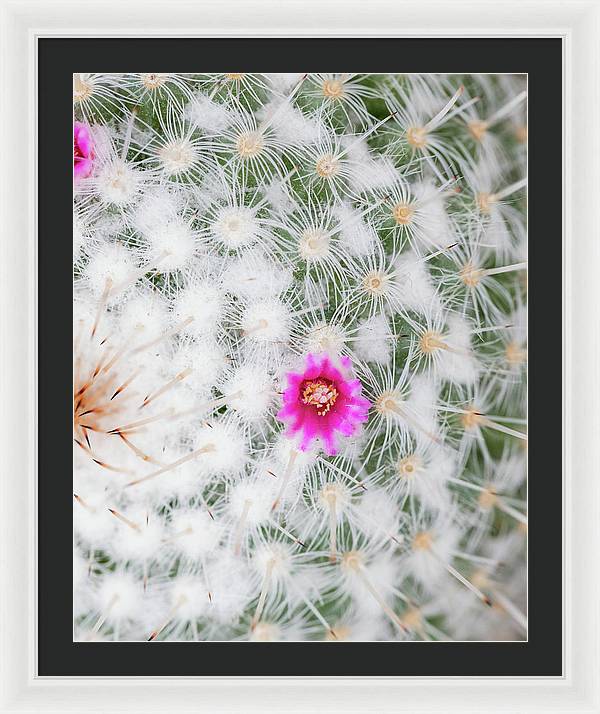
[1,1,598,711]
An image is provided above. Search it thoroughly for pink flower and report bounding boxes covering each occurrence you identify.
[74,122,94,179]
[277,353,371,456]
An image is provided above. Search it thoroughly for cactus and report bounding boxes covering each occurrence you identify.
[73,73,527,642]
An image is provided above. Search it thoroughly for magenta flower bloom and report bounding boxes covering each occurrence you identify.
[73,122,94,179]
[278,353,371,456]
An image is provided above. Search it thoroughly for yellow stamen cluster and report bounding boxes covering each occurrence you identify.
[158,140,196,172]
[401,607,423,630]
[374,390,401,416]
[468,119,488,142]
[141,73,168,90]
[505,341,527,365]
[73,74,93,103]
[471,570,491,590]
[406,126,428,149]
[419,330,446,354]
[515,125,528,143]
[340,550,363,572]
[476,192,496,214]
[320,482,343,504]
[412,531,433,551]
[362,270,389,296]
[299,228,330,259]
[392,202,415,225]
[322,79,345,99]
[478,488,498,510]
[326,625,351,641]
[459,261,484,287]
[461,406,485,430]
[250,622,279,641]
[302,379,339,416]
[397,454,423,478]
[236,131,264,158]
[315,154,341,178]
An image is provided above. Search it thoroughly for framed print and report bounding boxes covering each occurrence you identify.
[60,38,553,673]
[1,1,599,712]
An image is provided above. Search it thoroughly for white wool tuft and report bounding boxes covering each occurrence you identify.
[262,177,296,214]
[143,218,196,271]
[353,313,393,365]
[406,373,441,448]
[73,214,88,259]
[107,507,166,562]
[240,298,291,343]
[134,186,183,231]
[273,435,318,473]
[119,290,169,343]
[258,99,322,146]
[221,250,293,300]
[73,495,117,545]
[355,489,400,540]
[205,554,254,624]
[406,524,461,593]
[84,241,137,298]
[252,542,293,579]
[157,138,198,176]
[186,93,235,133]
[227,476,277,528]
[220,365,274,420]
[304,321,347,356]
[96,571,143,620]
[211,206,260,250]
[172,282,225,337]
[96,159,141,206]
[393,250,440,315]
[168,576,212,620]
[411,179,453,250]
[333,203,377,257]
[341,136,398,193]
[171,340,229,394]
[298,227,331,261]
[73,548,89,591]
[168,508,223,558]
[194,420,248,477]
[264,73,306,93]
[436,313,479,385]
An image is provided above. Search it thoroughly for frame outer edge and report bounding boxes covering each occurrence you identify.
[0,0,598,712]
[567,1,600,709]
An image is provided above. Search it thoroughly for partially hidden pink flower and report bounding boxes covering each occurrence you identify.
[277,353,371,456]
[74,121,94,179]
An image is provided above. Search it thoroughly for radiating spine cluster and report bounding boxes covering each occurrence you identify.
[74,72,527,642]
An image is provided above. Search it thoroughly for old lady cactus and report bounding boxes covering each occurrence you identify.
[73,73,527,642]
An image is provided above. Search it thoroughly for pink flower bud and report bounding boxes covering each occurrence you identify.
[74,121,94,179]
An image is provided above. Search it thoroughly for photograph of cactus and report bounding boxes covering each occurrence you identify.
[73,73,527,643]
